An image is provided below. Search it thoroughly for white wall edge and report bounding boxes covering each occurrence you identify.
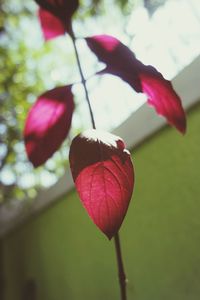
[1,55,200,238]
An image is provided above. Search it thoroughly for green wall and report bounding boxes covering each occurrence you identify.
[2,104,200,300]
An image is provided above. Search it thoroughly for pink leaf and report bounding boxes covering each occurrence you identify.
[36,0,79,40]
[69,129,134,239]
[24,86,74,167]
[86,35,186,134]
[38,8,65,40]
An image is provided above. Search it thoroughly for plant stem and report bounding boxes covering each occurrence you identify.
[69,26,96,130]
[70,25,127,300]
[114,232,127,300]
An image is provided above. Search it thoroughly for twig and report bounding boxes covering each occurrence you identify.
[114,232,127,300]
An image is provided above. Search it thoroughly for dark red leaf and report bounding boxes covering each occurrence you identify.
[85,35,186,134]
[24,86,74,167]
[36,0,79,40]
[69,129,134,239]
[86,35,142,92]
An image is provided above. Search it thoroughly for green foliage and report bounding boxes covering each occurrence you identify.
[0,0,54,202]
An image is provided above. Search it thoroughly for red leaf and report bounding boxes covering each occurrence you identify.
[140,68,186,134]
[35,0,79,40]
[24,86,74,167]
[69,129,134,239]
[86,35,142,92]
[38,8,65,40]
[86,35,186,134]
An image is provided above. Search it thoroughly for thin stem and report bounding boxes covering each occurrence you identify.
[70,24,127,300]
[69,26,96,129]
[114,232,127,300]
